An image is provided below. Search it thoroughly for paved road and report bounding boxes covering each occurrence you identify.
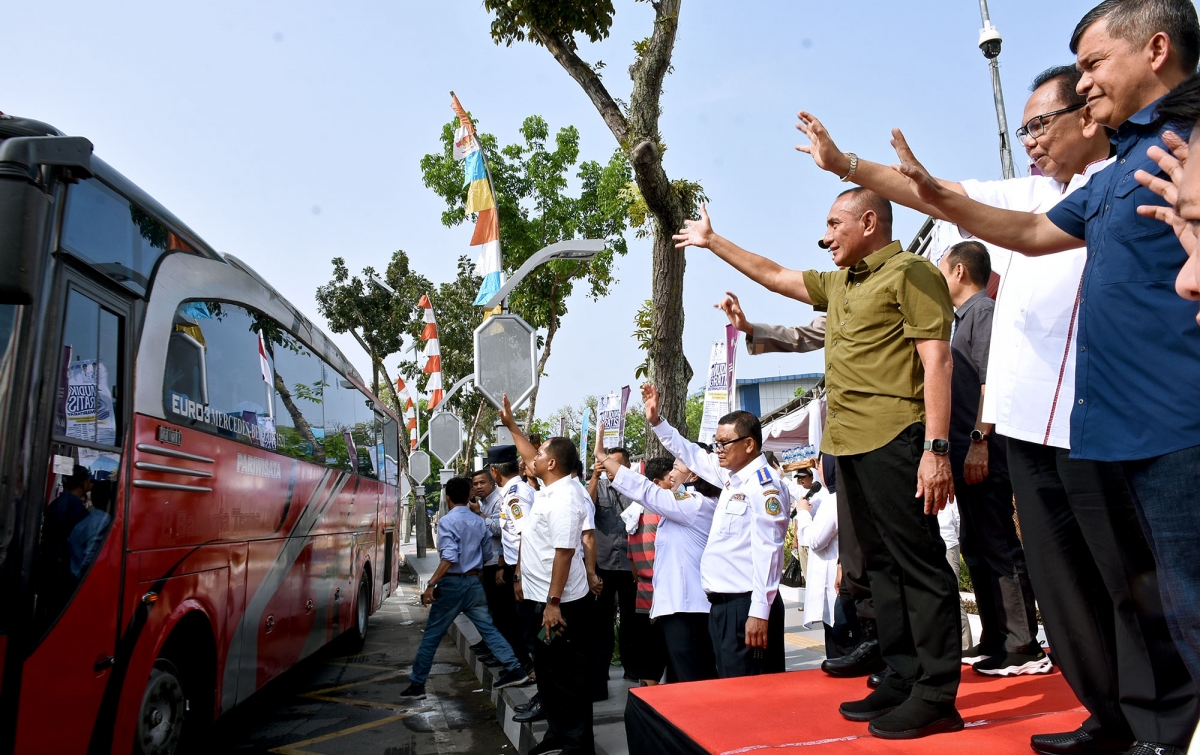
[208,580,511,755]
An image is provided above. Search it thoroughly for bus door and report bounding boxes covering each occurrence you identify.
[14,266,134,752]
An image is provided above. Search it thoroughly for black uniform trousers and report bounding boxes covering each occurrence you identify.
[480,563,530,667]
[591,568,635,696]
[954,471,1039,653]
[708,592,785,678]
[833,459,874,622]
[838,423,961,704]
[658,611,718,682]
[1007,438,1198,746]
[524,596,596,754]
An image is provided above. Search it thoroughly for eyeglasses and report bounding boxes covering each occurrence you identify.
[711,435,751,452]
[1015,104,1085,141]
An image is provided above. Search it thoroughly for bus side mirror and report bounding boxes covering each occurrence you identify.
[0,136,93,305]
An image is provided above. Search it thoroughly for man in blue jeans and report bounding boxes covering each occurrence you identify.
[401,477,530,700]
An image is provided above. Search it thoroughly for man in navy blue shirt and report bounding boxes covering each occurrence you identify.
[401,477,530,700]
[886,2,1200,752]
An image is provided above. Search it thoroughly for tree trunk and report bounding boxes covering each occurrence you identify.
[646,222,693,454]
[526,303,560,427]
[464,398,487,473]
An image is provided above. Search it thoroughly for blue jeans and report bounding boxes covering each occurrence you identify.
[1125,445,1200,688]
[411,574,520,685]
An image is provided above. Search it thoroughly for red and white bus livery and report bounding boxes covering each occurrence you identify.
[0,114,403,754]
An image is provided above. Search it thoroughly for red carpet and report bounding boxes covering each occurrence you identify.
[628,668,1086,754]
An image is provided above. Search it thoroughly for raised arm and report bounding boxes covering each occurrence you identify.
[890,130,1081,255]
[674,205,813,305]
[595,427,704,525]
[641,384,724,486]
[498,393,539,471]
[796,111,967,221]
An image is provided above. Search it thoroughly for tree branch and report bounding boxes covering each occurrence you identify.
[532,27,630,146]
[626,0,683,221]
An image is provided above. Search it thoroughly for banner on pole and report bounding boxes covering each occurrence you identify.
[598,386,631,448]
[579,408,590,463]
[697,328,740,444]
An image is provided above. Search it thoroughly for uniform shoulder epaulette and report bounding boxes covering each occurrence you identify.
[508,485,518,495]
[755,467,774,487]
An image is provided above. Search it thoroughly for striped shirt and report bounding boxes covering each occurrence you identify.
[628,511,661,614]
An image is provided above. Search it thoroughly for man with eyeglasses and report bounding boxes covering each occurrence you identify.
[639,382,791,679]
[797,56,1197,754]
[674,188,963,740]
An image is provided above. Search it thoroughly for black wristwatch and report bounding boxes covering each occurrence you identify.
[970,429,989,443]
[923,439,950,455]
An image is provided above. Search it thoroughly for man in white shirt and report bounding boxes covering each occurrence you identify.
[796,64,1196,755]
[641,383,791,678]
[499,397,594,755]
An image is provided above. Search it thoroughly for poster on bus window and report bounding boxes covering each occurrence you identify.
[65,358,117,445]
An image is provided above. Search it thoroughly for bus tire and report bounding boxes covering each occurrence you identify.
[347,570,370,649]
[134,659,187,755]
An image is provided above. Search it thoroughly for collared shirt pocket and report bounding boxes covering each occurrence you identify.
[719,497,748,536]
[1090,163,1179,284]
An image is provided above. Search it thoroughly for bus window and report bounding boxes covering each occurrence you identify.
[321,368,360,474]
[351,397,379,480]
[382,415,399,485]
[269,329,325,464]
[55,290,122,447]
[60,179,186,297]
[162,302,276,451]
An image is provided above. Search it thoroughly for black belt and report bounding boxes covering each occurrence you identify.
[445,570,481,577]
[706,591,751,604]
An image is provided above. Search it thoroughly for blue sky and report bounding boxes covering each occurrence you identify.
[5,0,1102,417]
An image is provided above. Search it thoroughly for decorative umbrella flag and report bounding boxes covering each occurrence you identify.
[450,92,503,306]
[419,295,444,411]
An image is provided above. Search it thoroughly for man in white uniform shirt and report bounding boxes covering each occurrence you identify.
[641,384,790,678]
[797,64,1196,755]
[499,397,595,755]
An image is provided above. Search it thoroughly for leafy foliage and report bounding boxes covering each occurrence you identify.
[683,392,704,442]
[484,0,617,47]
[632,298,652,379]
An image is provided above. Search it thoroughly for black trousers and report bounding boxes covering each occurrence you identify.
[524,596,596,754]
[658,612,718,682]
[591,569,635,696]
[708,592,784,678]
[834,458,874,622]
[481,564,530,667]
[839,423,961,704]
[624,610,668,682]
[954,472,1039,653]
[1007,438,1198,746]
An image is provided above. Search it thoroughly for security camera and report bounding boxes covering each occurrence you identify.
[979,22,1003,59]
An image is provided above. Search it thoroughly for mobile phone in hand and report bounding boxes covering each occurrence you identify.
[537,624,556,644]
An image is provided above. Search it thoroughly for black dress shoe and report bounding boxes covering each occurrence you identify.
[868,698,964,740]
[513,700,545,722]
[513,694,542,713]
[867,671,886,689]
[838,684,910,722]
[1030,729,1134,755]
[821,639,885,678]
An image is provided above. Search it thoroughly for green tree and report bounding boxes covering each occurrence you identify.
[482,0,706,452]
[420,114,631,422]
[683,392,705,442]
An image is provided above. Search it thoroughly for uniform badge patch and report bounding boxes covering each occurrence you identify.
[755,468,773,486]
[511,503,523,519]
[674,489,690,500]
[731,493,747,501]
[765,497,782,516]
[508,485,518,494]
[763,488,780,496]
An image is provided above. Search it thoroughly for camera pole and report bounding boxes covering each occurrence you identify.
[978,0,1017,179]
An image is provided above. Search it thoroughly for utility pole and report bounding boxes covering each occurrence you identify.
[978,0,1016,179]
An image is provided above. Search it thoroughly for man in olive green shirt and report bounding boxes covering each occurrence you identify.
[674,189,963,741]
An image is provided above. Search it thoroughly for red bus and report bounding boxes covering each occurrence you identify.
[0,114,403,754]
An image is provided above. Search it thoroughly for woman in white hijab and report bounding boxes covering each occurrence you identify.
[791,460,839,651]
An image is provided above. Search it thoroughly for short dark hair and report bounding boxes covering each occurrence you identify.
[1071,0,1200,74]
[492,460,520,478]
[717,410,762,449]
[606,447,630,463]
[64,464,89,491]
[471,466,492,479]
[445,476,471,505]
[644,457,675,483]
[545,437,580,473]
[836,187,893,235]
[1157,71,1200,130]
[1030,65,1086,108]
[944,241,992,288]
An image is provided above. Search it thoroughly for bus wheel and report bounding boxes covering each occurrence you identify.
[135,659,187,755]
[350,573,370,647]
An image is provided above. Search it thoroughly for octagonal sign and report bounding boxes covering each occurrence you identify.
[408,450,431,484]
[473,314,538,410]
[428,411,464,466]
